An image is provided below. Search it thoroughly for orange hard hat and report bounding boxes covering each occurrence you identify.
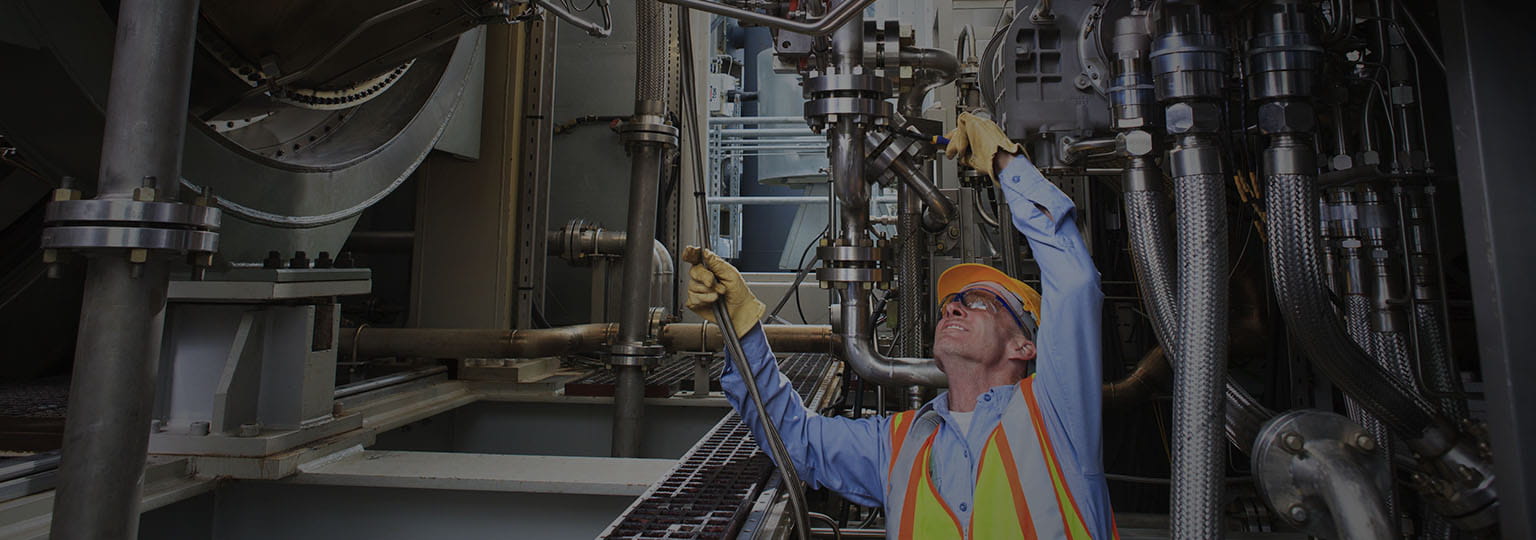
[935,263,1043,327]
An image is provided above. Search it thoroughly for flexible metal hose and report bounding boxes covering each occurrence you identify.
[1414,303,1469,418]
[1170,173,1229,539]
[713,305,812,540]
[1264,172,1445,441]
[897,186,925,359]
[635,0,671,107]
[1125,171,1271,453]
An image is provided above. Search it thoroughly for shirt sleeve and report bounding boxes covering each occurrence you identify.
[721,323,891,507]
[995,155,1106,474]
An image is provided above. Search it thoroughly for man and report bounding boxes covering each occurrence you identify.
[681,113,1114,539]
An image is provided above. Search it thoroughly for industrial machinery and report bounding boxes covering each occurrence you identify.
[0,0,1529,538]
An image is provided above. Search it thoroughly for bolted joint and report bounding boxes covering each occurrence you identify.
[1165,102,1222,134]
[1258,101,1316,134]
[132,186,157,202]
[1280,431,1306,454]
[1353,432,1378,453]
[1288,504,1309,522]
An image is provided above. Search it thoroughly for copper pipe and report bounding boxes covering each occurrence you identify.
[341,323,833,359]
[340,324,619,359]
[1102,346,1171,409]
[661,323,832,353]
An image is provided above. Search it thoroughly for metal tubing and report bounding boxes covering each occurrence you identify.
[657,0,873,37]
[708,116,808,125]
[897,47,960,118]
[615,145,664,347]
[889,156,955,232]
[531,0,613,37]
[708,196,895,206]
[714,304,812,540]
[896,184,925,359]
[1102,346,1169,410]
[51,1,199,538]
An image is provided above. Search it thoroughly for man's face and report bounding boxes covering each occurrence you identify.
[932,285,1033,373]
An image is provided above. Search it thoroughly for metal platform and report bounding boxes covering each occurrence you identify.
[600,353,839,539]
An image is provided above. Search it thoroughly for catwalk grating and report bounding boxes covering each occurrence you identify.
[599,353,839,539]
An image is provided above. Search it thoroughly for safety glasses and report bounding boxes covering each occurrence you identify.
[941,288,1035,339]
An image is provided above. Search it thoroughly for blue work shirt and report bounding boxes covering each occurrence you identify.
[721,155,1112,539]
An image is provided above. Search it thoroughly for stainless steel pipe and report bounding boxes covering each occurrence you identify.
[51,1,200,538]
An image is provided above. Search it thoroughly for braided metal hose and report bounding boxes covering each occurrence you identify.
[1414,303,1469,418]
[1126,183,1274,455]
[635,0,672,108]
[1170,173,1229,539]
[897,187,925,359]
[1264,172,1445,441]
[1342,293,1396,519]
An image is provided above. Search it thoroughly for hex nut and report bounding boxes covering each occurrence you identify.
[1331,154,1354,172]
[189,421,211,436]
[237,423,261,437]
[1117,130,1156,157]
[52,188,81,202]
[1258,101,1316,134]
[1354,432,1378,452]
[132,186,157,202]
[1288,504,1309,522]
[1280,431,1306,454]
[1165,102,1222,134]
[128,248,149,264]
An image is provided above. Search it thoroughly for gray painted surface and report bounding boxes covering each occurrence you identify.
[140,484,633,540]
[374,400,729,459]
[545,0,646,325]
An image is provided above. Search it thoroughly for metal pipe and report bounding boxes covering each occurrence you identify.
[889,156,955,232]
[657,0,873,37]
[341,323,834,359]
[896,183,925,359]
[50,1,200,538]
[708,116,808,125]
[896,47,960,117]
[531,0,613,37]
[333,367,449,398]
[717,128,818,137]
[1102,346,1169,410]
[1061,137,1120,164]
[714,304,812,540]
[708,196,896,206]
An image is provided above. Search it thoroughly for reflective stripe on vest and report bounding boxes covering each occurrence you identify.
[884,377,1104,539]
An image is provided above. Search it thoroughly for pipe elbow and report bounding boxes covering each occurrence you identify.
[836,333,948,387]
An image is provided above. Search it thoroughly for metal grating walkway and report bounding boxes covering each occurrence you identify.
[599,353,838,539]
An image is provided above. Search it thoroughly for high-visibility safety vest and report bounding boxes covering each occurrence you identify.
[884,377,1116,539]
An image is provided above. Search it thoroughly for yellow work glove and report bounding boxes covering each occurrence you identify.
[681,246,765,339]
[943,112,1023,180]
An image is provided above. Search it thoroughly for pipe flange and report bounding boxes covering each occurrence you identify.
[804,97,893,128]
[41,225,220,253]
[816,267,888,284]
[864,130,926,185]
[608,343,664,367]
[804,73,892,96]
[45,199,222,230]
[618,119,680,148]
[817,245,890,264]
[1252,410,1392,537]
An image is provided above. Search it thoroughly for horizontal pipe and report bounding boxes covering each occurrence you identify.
[656,0,873,37]
[662,323,831,353]
[333,366,448,398]
[707,116,807,125]
[341,323,835,359]
[716,128,817,137]
[708,196,896,206]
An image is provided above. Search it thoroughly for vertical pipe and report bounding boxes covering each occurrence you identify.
[50,1,199,538]
[612,0,674,458]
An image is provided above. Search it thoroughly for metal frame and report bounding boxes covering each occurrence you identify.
[515,18,559,329]
[1437,0,1536,535]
